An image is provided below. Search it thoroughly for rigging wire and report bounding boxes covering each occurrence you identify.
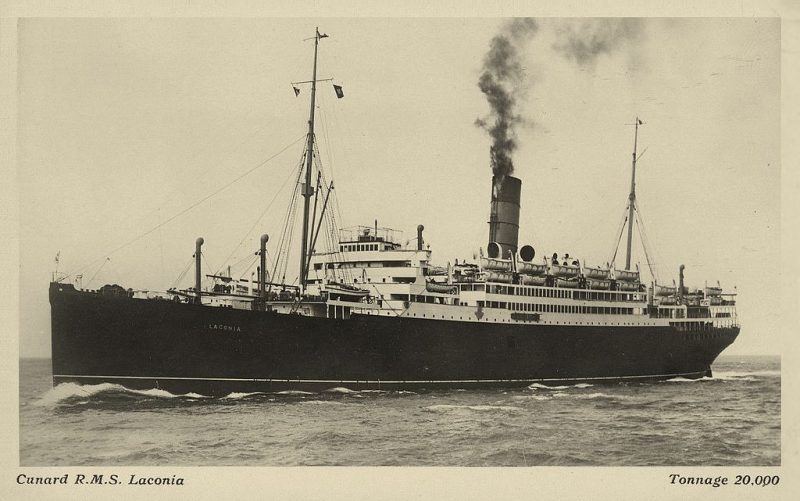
[237,253,260,282]
[86,257,111,288]
[310,88,352,284]
[269,150,306,290]
[282,181,302,285]
[65,133,307,281]
[317,92,336,183]
[609,203,631,266]
[634,199,662,284]
[215,155,306,276]
[277,193,299,286]
[201,252,216,284]
[312,148,353,284]
[126,117,286,234]
[327,188,353,283]
[222,252,259,280]
[213,252,262,287]
[170,256,196,289]
[317,75,358,220]
[635,209,657,283]
[311,97,357,284]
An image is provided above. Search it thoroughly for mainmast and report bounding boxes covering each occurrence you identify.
[299,27,326,293]
[624,117,641,271]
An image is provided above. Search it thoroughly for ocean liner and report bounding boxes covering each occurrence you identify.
[49,28,739,395]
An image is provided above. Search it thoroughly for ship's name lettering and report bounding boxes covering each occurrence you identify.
[207,323,242,332]
[128,474,185,486]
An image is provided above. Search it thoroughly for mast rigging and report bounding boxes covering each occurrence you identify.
[299,28,326,293]
[625,117,642,271]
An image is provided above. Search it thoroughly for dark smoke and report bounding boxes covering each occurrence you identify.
[476,18,538,187]
[552,18,643,67]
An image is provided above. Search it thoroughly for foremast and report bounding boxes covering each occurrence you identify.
[299,27,327,294]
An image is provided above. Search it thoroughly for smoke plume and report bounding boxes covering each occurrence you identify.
[552,18,643,67]
[476,18,538,187]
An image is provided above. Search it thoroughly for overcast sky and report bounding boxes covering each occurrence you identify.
[17,17,780,356]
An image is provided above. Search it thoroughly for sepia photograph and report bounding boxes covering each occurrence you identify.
[4,5,797,500]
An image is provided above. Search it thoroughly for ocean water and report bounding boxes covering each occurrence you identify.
[19,356,780,466]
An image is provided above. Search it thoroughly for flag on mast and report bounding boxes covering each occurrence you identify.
[333,84,344,99]
[293,86,300,97]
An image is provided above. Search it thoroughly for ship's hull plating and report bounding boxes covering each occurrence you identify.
[50,284,739,396]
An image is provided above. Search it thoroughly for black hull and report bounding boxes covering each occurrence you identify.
[50,284,739,396]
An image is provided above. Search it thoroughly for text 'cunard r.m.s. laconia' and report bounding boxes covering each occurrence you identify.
[16,474,185,486]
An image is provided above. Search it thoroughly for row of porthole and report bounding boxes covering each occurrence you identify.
[684,332,726,340]
[404,312,654,326]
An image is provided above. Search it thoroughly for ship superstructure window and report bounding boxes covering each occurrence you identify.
[504,303,637,315]
[484,285,636,300]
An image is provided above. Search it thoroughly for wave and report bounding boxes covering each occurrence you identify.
[36,382,209,406]
[664,370,778,384]
[276,390,317,396]
[323,387,358,394]
[664,375,753,383]
[664,377,711,383]
[528,383,594,390]
[222,392,267,400]
[510,395,552,401]
[298,400,345,405]
[423,404,522,413]
[713,370,779,379]
[552,392,618,400]
[712,375,756,382]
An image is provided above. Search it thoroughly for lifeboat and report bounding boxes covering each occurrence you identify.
[555,278,580,288]
[518,262,546,275]
[520,275,546,286]
[615,281,639,292]
[587,279,611,290]
[552,264,580,278]
[425,282,458,294]
[325,282,370,300]
[485,272,513,283]
[705,286,723,297]
[655,284,676,296]
[480,257,513,272]
[614,269,639,282]
[583,267,610,280]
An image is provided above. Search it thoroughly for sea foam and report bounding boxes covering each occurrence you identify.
[423,404,522,413]
[528,383,594,390]
[36,382,208,406]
